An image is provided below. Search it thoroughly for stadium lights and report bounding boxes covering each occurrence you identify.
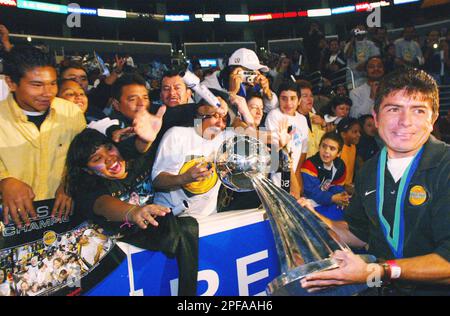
[6,0,418,23]
[283,12,298,18]
[307,8,332,17]
[270,13,284,19]
[165,15,190,22]
[355,2,372,12]
[249,12,299,21]
[331,5,356,14]
[0,0,17,6]
[194,14,220,22]
[249,13,272,21]
[225,14,250,22]
[149,14,165,21]
[126,12,140,18]
[17,0,67,14]
[97,8,126,18]
[371,1,391,7]
[67,6,97,16]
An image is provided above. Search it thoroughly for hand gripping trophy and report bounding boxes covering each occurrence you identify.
[215,135,375,296]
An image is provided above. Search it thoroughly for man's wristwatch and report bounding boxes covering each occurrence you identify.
[380,262,392,285]
[380,260,401,285]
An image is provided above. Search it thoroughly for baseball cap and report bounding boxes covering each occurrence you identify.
[336,117,359,133]
[228,48,269,72]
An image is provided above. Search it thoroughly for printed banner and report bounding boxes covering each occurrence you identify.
[0,200,124,296]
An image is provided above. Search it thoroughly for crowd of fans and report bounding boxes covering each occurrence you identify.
[0,21,449,296]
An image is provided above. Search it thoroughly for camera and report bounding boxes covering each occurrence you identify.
[432,38,446,50]
[240,70,258,84]
[352,28,367,37]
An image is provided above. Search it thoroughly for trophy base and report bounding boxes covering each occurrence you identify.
[267,255,377,296]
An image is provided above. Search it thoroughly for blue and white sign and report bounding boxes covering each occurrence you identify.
[87,209,281,296]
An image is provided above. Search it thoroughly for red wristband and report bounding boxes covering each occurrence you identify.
[386,260,401,279]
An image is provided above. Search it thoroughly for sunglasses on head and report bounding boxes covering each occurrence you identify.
[197,112,228,121]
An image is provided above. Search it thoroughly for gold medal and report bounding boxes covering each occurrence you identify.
[409,185,427,206]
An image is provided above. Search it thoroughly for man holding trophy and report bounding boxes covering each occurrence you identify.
[216,68,449,296]
[300,68,450,295]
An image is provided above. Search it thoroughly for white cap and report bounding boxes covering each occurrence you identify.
[228,48,269,72]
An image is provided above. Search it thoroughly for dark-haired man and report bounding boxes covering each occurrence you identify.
[0,46,86,228]
[301,68,450,295]
[159,70,192,108]
[90,73,228,147]
[88,74,167,154]
[350,56,385,118]
[266,81,309,199]
[90,73,199,146]
[60,56,126,120]
[344,24,380,87]
[394,25,423,68]
[149,70,198,132]
[152,97,233,219]
[60,62,90,93]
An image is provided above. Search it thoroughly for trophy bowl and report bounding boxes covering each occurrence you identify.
[215,135,376,296]
[215,135,272,192]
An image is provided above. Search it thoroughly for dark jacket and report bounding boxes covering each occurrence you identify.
[345,136,450,295]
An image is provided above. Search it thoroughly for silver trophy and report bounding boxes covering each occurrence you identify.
[215,135,375,296]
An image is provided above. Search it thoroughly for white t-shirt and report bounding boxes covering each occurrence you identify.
[387,155,415,183]
[79,230,108,266]
[349,83,374,118]
[80,241,103,267]
[152,127,235,219]
[265,108,309,187]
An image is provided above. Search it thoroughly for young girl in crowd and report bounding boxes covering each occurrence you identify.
[356,114,380,168]
[322,96,352,132]
[58,79,88,114]
[336,117,361,193]
[301,132,349,220]
[58,79,106,123]
[65,108,199,296]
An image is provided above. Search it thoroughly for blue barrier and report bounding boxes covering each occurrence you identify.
[87,209,281,296]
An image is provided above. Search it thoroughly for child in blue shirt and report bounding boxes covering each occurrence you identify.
[301,132,350,220]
